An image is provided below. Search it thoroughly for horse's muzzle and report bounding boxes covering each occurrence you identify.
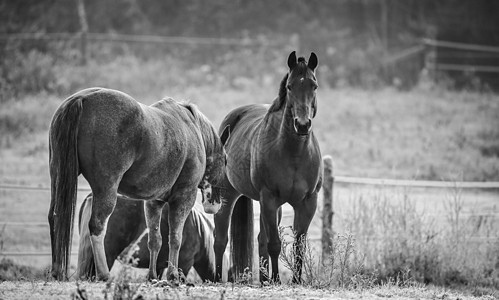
[200,184,221,214]
[293,118,312,135]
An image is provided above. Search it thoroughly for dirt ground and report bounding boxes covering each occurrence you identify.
[0,281,496,300]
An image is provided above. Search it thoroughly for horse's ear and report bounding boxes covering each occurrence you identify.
[220,125,230,146]
[287,51,297,70]
[308,52,318,71]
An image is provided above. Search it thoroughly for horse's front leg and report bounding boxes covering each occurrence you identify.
[260,189,281,283]
[89,188,118,281]
[165,188,197,282]
[291,192,317,284]
[213,187,240,282]
[144,199,167,280]
[258,214,270,282]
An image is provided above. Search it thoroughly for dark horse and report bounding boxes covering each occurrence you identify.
[49,88,228,281]
[213,52,322,283]
[77,194,228,281]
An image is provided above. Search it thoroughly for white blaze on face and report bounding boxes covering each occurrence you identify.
[200,180,221,214]
[203,198,221,214]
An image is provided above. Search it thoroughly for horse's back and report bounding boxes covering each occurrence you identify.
[72,88,202,200]
[219,104,268,136]
[220,104,269,199]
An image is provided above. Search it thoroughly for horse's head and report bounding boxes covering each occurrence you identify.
[285,51,319,135]
[198,123,230,214]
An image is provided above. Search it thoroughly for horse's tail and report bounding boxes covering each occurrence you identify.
[230,195,253,280]
[76,195,96,279]
[48,94,83,280]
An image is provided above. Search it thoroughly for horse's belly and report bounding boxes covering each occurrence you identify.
[118,173,176,200]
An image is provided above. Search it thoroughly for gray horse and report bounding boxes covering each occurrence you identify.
[48,88,228,281]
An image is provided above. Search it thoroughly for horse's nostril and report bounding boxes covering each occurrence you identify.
[293,118,311,135]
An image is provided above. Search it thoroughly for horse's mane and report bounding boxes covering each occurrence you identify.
[268,57,309,114]
[179,101,220,158]
[191,206,216,275]
[268,73,288,113]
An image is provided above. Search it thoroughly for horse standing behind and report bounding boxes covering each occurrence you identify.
[48,88,228,281]
[213,52,322,283]
[78,194,228,282]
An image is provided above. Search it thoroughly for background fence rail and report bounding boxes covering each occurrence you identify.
[1,164,498,260]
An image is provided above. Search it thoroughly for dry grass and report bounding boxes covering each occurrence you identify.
[0,280,493,299]
[335,185,499,290]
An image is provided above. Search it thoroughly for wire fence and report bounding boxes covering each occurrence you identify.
[1,174,498,258]
[2,32,498,73]
[0,32,277,47]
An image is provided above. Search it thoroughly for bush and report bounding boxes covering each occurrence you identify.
[340,186,499,289]
[0,93,60,148]
[1,50,57,98]
[0,258,47,281]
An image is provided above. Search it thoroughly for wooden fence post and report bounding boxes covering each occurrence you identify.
[77,0,89,65]
[321,155,334,262]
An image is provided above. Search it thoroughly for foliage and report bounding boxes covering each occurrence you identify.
[0,258,48,281]
[2,0,499,92]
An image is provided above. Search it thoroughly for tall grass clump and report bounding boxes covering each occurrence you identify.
[340,186,499,289]
[101,247,145,300]
[0,258,48,281]
[278,227,374,289]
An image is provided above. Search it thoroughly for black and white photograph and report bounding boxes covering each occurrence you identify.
[0,1,498,299]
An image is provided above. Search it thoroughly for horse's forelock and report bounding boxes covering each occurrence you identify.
[294,57,310,77]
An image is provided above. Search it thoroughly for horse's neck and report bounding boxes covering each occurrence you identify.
[200,123,218,160]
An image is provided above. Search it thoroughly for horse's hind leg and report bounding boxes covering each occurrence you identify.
[164,188,198,282]
[144,199,167,280]
[88,187,118,281]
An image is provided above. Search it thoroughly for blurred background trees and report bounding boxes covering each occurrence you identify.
[1,0,498,98]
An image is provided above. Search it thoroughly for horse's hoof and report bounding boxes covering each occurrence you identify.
[96,272,110,282]
[147,273,158,282]
[170,280,180,288]
[151,280,168,288]
[151,279,179,288]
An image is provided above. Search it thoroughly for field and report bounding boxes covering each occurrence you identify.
[0,280,490,300]
[1,55,499,298]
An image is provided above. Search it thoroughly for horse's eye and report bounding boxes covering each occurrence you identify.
[286,84,292,91]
